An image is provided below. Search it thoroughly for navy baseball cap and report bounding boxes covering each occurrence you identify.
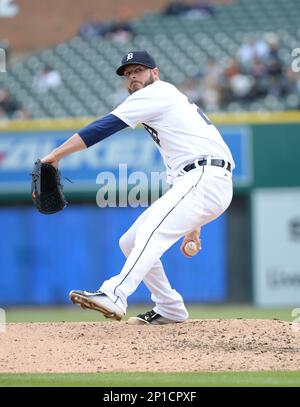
[116,51,157,76]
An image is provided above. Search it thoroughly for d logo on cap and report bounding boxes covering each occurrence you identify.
[127,53,133,61]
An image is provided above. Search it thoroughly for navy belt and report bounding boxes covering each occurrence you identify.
[183,158,232,173]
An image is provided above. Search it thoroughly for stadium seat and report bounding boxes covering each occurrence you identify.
[1,0,298,118]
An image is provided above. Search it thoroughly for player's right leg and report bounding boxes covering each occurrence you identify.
[109,205,188,324]
[69,290,124,321]
[69,203,153,319]
[69,202,186,322]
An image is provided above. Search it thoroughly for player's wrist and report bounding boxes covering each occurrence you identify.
[52,149,63,161]
[185,230,199,241]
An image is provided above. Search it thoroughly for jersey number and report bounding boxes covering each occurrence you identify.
[142,123,161,146]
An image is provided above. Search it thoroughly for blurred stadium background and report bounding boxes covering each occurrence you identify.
[0,0,300,322]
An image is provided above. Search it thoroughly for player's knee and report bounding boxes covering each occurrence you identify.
[135,226,162,251]
[119,233,133,257]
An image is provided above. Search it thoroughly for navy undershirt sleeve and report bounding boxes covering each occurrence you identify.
[77,113,128,147]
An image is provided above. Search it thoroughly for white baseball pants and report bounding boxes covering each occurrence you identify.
[100,165,233,321]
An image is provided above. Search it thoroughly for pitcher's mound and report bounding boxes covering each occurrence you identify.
[0,319,299,372]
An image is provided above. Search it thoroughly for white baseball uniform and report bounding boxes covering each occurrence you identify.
[100,80,235,321]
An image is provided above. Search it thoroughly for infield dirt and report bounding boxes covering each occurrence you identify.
[0,319,299,372]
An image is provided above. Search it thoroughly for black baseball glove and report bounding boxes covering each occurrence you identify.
[31,159,68,214]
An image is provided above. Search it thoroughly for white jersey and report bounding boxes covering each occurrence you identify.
[112,80,235,183]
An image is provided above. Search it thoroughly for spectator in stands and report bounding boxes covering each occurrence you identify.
[224,58,240,79]
[284,68,300,97]
[105,14,134,43]
[0,88,29,120]
[33,64,62,93]
[237,36,270,69]
[250,57,267,79]
[254,36,270,63]
[266,39,282,78]
[163,0,190,16]
[263,35,285,97]
[185,0,215,19]
[78,17,107,39]
[102,6,134,43]
[0,88,20,118]
[222,58,255,104]
[249,57,268,98]
[0,38,10,66]
[197,57,223,109]
[200,80,221,110]
[229,72,255,103]
[180,36,298,111]
[178,77,202,104]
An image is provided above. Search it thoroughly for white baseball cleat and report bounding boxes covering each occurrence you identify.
[69,290,124,321]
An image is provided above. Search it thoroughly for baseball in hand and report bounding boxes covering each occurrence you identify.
[183,240,199,257]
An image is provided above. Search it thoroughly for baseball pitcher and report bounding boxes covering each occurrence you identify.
[41,51,235,325]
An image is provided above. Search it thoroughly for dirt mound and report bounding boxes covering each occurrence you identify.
[0,319,299,372]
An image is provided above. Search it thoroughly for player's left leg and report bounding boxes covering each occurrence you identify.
[142,264,188,322]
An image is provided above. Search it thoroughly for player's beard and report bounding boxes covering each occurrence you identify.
[128,72,155,94]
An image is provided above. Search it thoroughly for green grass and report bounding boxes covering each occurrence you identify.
[0,372,299,387]
[4,305,294,323]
